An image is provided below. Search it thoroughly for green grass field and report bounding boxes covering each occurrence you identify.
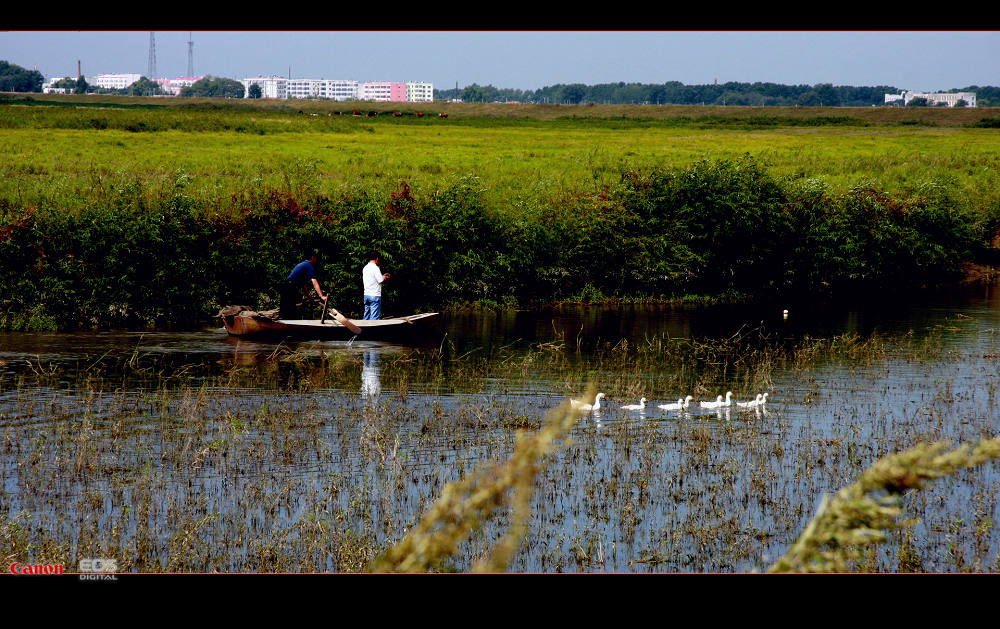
[3,96,999,213]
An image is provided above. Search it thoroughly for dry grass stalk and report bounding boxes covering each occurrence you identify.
[368,388,589,573]
[770,437,1000,573]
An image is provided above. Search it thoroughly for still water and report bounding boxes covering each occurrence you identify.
[2,284,1000,572]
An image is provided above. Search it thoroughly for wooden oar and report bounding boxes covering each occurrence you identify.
[319,300,361,334]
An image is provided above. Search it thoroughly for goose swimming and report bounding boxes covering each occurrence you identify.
[658,398,684,411]
[699,394,724,409]
[737,394,763,409]
[621,397,647,410]
[658,395,693,411]
[571,392,606,412]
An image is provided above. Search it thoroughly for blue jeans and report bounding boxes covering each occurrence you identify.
[363,295,381,320]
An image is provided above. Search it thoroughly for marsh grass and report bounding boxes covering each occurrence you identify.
[770,438,1000,573]
[3,318,996,572]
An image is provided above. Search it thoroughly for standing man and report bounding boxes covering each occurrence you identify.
[280,252,328,320]
[362,252,390,320]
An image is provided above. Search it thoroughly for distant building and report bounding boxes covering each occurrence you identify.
[885,90,976,107]
[360,82,408,102]
[241,76,287,99]
[42,77,73,94]
[239,76,432,102]
[286,79,360,100]
[90,73,142,90]
[406,82,434,103]
[154,77,203,96]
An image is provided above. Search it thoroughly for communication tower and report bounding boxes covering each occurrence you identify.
[148,32,157,79]
[187,33,194,77]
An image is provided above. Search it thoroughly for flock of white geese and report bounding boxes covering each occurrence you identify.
[570,391,769,414]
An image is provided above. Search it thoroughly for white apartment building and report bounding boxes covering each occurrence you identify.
[406,82,434,103]
[885,90,976,107]
[241,76,288,99]
[286,79,360,100]
[90,73,142,90]
[240,76,432,102]
[43,77,73,94]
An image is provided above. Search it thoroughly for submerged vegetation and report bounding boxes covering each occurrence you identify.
[2,319,999,572]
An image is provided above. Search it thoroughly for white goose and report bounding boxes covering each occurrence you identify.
[571,392,606,412]
[756,392,769,407]
[659,395,693,411]
[699,395,723,409]
[737,393,763,409]
[621,397,647,411]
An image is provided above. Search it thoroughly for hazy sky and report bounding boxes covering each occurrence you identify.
[2,31,998,92]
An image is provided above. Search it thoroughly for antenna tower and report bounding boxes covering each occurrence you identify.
[148,32,157,79]
[187,33,194,77]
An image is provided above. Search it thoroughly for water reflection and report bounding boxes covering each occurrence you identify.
[2,282,1000,572]
[361,350,381,405]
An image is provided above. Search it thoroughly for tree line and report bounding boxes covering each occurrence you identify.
[0,60,43,92]
[5,59,1000,107]
[436,82,1000,107]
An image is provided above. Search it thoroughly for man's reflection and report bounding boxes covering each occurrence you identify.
[362,350,381,404]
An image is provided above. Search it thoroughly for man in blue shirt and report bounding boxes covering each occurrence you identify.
[279,253,328,320]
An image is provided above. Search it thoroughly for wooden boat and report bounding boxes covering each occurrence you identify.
[221,311,441,342]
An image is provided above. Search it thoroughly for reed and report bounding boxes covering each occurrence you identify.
[369,388,589,573]
[770,438,1000,573]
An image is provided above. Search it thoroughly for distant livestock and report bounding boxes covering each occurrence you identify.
[439,112,448,118]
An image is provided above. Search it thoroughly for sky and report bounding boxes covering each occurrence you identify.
[2,31,998,93]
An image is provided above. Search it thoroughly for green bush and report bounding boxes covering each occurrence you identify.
[0,157,989,330]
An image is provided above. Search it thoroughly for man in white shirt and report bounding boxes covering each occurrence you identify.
[362,252,391,320]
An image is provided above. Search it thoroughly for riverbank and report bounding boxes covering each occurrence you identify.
[2,155,995,332]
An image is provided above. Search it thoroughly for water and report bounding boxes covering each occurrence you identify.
[2,283,1000,572]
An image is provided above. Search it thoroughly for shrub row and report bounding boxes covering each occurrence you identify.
[0,157,991,330]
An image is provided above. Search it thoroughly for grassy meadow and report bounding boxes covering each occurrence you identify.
[3,96,1000,211]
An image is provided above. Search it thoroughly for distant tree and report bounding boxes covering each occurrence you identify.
[459,84,485,102]
[907,97,929,107]
[248,83,262,99]
[0,60,43,92]
[74,76,89,94]
[459,84,500,103]
[52,77,76,89]
[437,80,997,108]
[124,77,165,96]
[955,99,968,107]
[797,91,821,106]
[180,75,246,98]
[715,90,752,106]
[812,83,841,107]
[560,84,586,104]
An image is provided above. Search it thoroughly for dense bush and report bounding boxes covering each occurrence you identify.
[0,157,989,330]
